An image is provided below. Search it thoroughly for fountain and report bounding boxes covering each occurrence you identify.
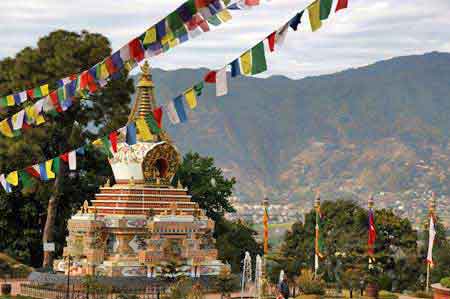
[241,251,252,299]
[255,255,263,299]
[279,270,285,284]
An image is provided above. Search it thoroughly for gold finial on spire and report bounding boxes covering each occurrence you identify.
[128,60,156,123]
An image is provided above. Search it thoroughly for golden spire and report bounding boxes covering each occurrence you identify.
[128,61,156,122]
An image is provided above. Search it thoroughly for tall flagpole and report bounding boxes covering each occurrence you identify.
[368,196,375,269]
[314,191,320,276]
[426,192,436,293]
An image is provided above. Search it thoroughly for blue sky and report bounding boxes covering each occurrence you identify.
[1,0,449,79]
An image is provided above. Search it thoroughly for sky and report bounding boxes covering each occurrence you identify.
[0,0,449,79]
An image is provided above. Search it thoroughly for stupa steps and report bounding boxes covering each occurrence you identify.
[91,201,198,209]
[94,194,192,202]
[98,187,189,196]
[88,206,197,216]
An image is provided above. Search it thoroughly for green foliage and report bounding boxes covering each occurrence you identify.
[0,30,133,266]
[297,269,325,295]
[271,200,423,291]
[215,267,239,298]
[162,278,204,299]
[175,152,261,273]
[412,291,432,299]
[173,152,236,222]
[378,290,399,299]
[440,277,450,288]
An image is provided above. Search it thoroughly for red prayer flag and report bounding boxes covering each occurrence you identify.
[368,209,377,256]
[105,57,118,75]
[268,32,276,52]
[60,153,69,162]
[109,131,118,153]
[26,89,34,99]
[25,166,40,178]
[129,38,145,62]
[335,0,348,12]
[86,72,97,93]
[153,107,163,128]
[195,0,213,8]
[79,71,89,90]
[49,91,63,113]
[245,0,260,6]
[204,71,217,83]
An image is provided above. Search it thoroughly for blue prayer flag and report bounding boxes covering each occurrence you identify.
[39,163,48,181]
[174,96,188,123]
[231,59,241,77]
[126,123,137,145]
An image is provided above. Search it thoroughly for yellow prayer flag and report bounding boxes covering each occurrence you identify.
[308,0,322,32]
[6,95,14,106]
[143,27,157,45]
[92,139,103,147]
[46,160,55,179]
[0,120,13,137]
[184,88,197,109]
[34,107,46,125]
[240,51,252,75]
[25,106,36,124]
[161,31,174,45]
[135,118,153,141]
[40,84,49,96]
[168,38,180,48]
[6,171,18,186]
[217,10,232,23]
[100,63,109,80]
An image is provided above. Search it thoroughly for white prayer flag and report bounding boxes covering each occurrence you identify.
[13,110,25,130]
[275,23,289,46]
[68,151,77,170]
[167,101,180,124]
[19,91,28,103]
[426,216,436,266]
[216,67,228,97]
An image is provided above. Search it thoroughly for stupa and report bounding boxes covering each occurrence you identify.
[53,62,224,278]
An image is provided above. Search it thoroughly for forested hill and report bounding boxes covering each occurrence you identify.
[148,51,450,222]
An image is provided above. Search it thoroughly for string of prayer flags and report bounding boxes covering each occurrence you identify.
[251,41,267,75]
[216,67,228,96]
[308,0,322,32]
[0,84,49,108]
[335,0,348,12]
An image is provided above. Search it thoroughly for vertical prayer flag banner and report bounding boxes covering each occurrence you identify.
[216,67,228,96]
[251,41,267,75]
[240,51,252,75]
[126,123,137,145]
[426,216,436,265]
[320,0,333,20]
[308,0,322,32]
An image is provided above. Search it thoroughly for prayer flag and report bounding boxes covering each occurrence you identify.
[251,42,267,75]
[426,216,436,265]
[207,15,222,26]
[0,174,11,193]
[153,107,163,128]
[126,123,137,145]
[19,170,33,189]
[275,23,289,46]
[26,166,40,178]
[143,27,157,45]
[0,97,6,107]
[177,2,196,22]
[68,151,77,170]
[267,32,276,52]
[101,136,114,158]
[52,157,60,176]
[245,0,260,6]
[129,38,145,62]
[167,100,181,124]
[240,51,252,75]
[0,120,14,137]
[12,110,24,130]
[111,51,124,70]
[308,0,322,32]
[156,20,167,40]
[136,118,153,141]
[109,131,118,153]
[13,94,21,105]
[216,67,228,96]
[49,91,63,113]
[6,171,18,186]
[231,59,241,77]
[184,88,198,109]
[19,91,27,103]
[335,0,348,12]
[119,45,131,63]
[194,82,204,96]
[6,95,14,106]
[39,163,48,181]
[174,96,188,123]
[145,114,162,134]
[204,71,217,83]
[46,160,55,179]
[290,11,304,31]
[33,86,43,98]
[217,9,232,22]
[368,208,377,256]
[40,84,49,96]
[320,0,333,20]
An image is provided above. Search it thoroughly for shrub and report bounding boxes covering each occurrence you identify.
[379,290,398,299]
[412,291,432,298]
[297,270,325,296]
[440,277,450,288]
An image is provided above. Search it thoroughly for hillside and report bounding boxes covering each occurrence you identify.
[148,52,450,226]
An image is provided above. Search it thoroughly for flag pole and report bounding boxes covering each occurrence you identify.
[426,192,436,293]
[314,191,320,276]
[368,196,375,269]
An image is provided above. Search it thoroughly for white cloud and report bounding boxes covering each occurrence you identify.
[0,0,449,79]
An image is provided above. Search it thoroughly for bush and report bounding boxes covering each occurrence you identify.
[297,270,325,296]
[440,277,450,288]
[412,291,432,298]
[379,290,398,299]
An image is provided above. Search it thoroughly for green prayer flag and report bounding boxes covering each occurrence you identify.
[145,114,162,134]
[194,82,204,96]
[186,0,197,15]
[167,12,184,33]
[33,86,42,98]
[320,0,333,20]
[207,15,222,26]
[251,42,267,75]
[52,157,61,175]
[57,87,65,104]
[19,170,33,189]
[101,136,113,158]
[222,0,231,5]
[0,97,7,107]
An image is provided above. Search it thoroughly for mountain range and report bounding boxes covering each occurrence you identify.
[147,52,450,224]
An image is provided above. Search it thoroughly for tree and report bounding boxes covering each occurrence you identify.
[0,30,134,267]
[271,200,422,292]
[175,152,262,273]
